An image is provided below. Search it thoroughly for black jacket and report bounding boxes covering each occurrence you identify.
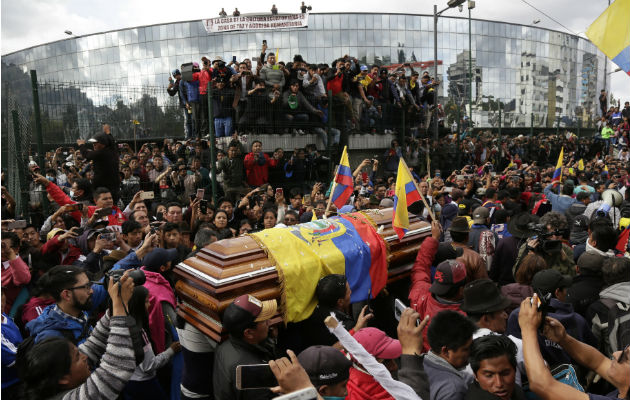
[213,336,278,400]
[80,141,120,199]
[398,354,430,400]
[567,272,604,317]
[465,381,526,400]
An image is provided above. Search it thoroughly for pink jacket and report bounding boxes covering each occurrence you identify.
[2,256,31,312]
[141,268,176,353]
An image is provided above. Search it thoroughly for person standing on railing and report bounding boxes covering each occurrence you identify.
[167,68,192,138]
[192,58,213,138]
[77,127,120,204]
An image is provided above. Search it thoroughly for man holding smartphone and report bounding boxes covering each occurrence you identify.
[213,294,279,400]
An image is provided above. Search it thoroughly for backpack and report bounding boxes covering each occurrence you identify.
[600,298,630,353]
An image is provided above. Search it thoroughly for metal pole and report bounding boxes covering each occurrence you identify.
[327,89,333,178]
[602,0,610,98]
[556,115,560,135]
[207,83,218,207]
[497,99,502,169]
[577,117,581,137]
[400,108,405,146]
[468,7,473,123]
[12,111,28,218]
[530,113,534,137]
[433,4,439,141]
[30,70,45,169]
[456,103,461,167]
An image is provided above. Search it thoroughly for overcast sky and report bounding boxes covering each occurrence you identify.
[1,0,628,99]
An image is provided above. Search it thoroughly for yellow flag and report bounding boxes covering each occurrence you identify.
[311,210,317,221]
[132,120,140,125]
[578,159,585,171]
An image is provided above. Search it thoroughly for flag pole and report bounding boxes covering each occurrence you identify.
[401,158,436,221]
[324,164,338,218]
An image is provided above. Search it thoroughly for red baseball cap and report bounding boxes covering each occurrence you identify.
[430,259,467,296]
[353,327,401,359]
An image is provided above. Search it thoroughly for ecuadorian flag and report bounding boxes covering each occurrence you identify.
[393,159,422,240]
[331,146,353,209]
[586,0,630,76]
[552,147,564,182]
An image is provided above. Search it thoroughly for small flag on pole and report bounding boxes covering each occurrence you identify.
[392,159,422,240]
[330,146,353,210]
[552,148,564,182]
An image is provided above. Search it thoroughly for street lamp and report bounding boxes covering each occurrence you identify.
[433,0,466,140]
[467,1,475,131]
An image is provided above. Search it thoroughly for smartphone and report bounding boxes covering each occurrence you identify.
[7,220,27,230]
[232,55,237,62]
[196,188,205,200]
[95,207,112,218]
[262,39,267,46]
[65,203,83,212]
[200,199,208,214]
[361,172,369,185]
[394,298,407,322]
[140,191,155,200]
[491,172,497,177]
[275,187,283,196]
[456,175,464,180]
[235,364,278,390]
[73,227,85,236]
[303,194,311,204]
[190,194,196,203]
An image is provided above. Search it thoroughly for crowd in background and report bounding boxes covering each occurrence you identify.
[1,76,630,400]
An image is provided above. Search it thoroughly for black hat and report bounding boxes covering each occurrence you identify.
[461,279,511,314]
[507,212,539,239]
[298,346,351,387]
[572,215,589,233]
[449,216,470,233]
[88,132,110,146]
[531,269,572,296]
[576,252,604,273]
[434,242,464,265]
[430,259,467,296]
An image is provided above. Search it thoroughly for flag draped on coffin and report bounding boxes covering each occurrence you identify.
[552,148,564,182]
[586,0,630,76]
[250,212,388,322]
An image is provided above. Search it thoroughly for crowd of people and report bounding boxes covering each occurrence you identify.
[166,43,443,151]
[2,88,630,400]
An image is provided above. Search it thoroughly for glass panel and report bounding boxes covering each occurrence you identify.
[382,14,389,29]
[331,14,340,30]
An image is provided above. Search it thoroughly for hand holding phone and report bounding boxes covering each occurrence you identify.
[139,191,155,200]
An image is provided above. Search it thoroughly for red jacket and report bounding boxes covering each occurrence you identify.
[41,236,82,266]
[409,237,465,353]
[326,74,343,96]
[141,268,176,353]
[193,69,213,95]
[243,152,278,186]
[21,296,55,326]
[346,367,394,400]
[1,256,31,311]
[46,181,126,227]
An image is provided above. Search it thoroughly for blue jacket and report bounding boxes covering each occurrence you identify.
[26,304,93,345]
[1,314,22,389]
[184,80,200,103]
[543,183,576,215]
[112,250,141,271]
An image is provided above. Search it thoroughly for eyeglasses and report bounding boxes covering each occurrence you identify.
[65,283,92,291]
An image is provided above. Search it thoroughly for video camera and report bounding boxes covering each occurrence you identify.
[527,223,564,254]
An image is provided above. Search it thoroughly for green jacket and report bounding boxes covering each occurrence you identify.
[601,126,614,139]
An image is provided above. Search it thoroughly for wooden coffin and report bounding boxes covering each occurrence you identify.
[173,208,431,342]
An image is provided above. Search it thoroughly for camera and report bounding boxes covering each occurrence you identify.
[527,223,564,254]
[105,268,146,287]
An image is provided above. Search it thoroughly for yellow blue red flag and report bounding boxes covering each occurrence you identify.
[251,213,388,322]
[586,0,630,76]
[393,159,422,240]
[331,146,353,209]
[552,147,564,182]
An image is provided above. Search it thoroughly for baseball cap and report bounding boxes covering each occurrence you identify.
[434,242,464,265]
[298,346,352,387]
[572,215,589,232]
[430,259,467,296]
[142,248,178,271]
[172,69,181,76]
[472,206,490,224]
[223,295,278,334]
[192,62,200,68]
[353,327,401,359]
[88,132,109,145]
[531,269,572,296]
[46,228,65,242]
[360,65,368,71]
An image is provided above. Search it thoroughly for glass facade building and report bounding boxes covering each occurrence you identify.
[2,12,607,128]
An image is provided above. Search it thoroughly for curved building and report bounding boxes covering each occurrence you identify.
[2,12,607,129]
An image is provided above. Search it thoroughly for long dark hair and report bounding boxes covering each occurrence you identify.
[17,337,72,400]
[128,285,155,351]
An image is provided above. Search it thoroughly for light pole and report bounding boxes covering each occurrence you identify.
[433,0,466,141]
[468,1,475,128]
